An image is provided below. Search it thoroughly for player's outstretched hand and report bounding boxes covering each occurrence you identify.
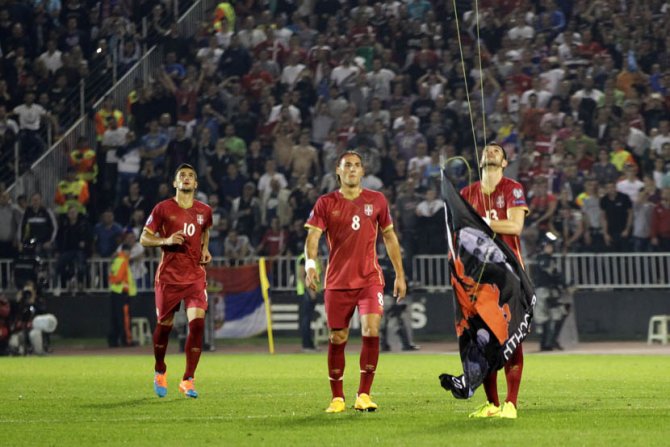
[166,230,186,245]
[200,248,212,265]
[305,267,320,291]
[394,277,407,302]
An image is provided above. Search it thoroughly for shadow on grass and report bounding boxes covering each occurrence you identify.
[78,397,175,410]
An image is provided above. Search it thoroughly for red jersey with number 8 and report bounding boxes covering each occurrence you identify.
[460,177,528,261]
[145,198,212,285]
[306,189,393,290]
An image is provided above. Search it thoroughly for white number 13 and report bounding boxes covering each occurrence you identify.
[485,209,499,221]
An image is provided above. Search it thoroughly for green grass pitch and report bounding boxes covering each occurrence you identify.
[1,352,669,446]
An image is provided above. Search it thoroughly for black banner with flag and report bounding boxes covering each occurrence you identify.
[439,169,536,399]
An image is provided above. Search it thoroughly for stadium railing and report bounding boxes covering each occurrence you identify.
[412,253,670,292]
[0,253,668,295]
[4,0,218,204]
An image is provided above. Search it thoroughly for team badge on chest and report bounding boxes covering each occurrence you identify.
[496,195,505,208]
[197,214,204,225]
[364,204,373,216]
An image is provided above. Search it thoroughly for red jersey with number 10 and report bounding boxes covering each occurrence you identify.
[306,189,393,290]
[145,198,212,285]
[460,177,528,261]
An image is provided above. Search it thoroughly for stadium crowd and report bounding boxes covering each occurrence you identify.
[1,0,670,294]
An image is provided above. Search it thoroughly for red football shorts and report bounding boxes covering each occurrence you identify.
[155,281,208,321]
[324,285,384,329]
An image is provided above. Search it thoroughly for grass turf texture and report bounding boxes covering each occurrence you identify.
[1,353,668,446]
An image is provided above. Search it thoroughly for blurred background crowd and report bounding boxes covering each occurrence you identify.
[0,0,670,295]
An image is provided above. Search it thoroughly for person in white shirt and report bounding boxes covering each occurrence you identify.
[331,55,360,87]
[12,92,53,165]
[257,159,288,197]
[507,13,534,41]
[196,36,224,77]
[651,120,670,155]
[367,58,396,102]
[520,77,552,109]
[38,40,63,74]
[408,142,431,176]
[572,76,604,103]
[280,52,306,89]
[616,164,645,203]
[415,188,444,217]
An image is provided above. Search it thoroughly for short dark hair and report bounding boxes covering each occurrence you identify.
[174,163,197,179]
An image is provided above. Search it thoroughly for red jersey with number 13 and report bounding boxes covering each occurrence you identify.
[145,198,212,285]
[306,189,393,290]
[460,177,528,261]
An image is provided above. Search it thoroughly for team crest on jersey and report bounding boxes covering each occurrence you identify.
[364,204,373,216]
[513,188,523,199]
[496,195,505,208]
[197,214,204,225]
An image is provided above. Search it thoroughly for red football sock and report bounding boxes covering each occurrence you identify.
[153,323,172,374]
[504,343,524,406]
[483,370,500,407]
[183,318,205,380]
[358,336,379,395]
[328,341,347,399]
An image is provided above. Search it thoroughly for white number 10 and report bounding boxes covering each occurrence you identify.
[183,223,196,236]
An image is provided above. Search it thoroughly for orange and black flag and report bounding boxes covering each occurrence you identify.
[439,169,536,399]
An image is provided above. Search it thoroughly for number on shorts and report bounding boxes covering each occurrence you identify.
[183,222,196,237]
[351,215,361,230]
[377,292,384,306]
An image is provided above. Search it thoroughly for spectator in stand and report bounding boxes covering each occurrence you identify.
[650,187,670,251]
[115,181,149,227]
[140,119,169,172]
[12,92,54,168]
[115,130,142,200]
[600,180,633,252]
[165,125,196,180]
[207,193,229,257]
[592,147,620,185]
[550,187,584,254]
[616,163,645,203]
[231,182,262,243]
[100,116,129,205]
[94,96,124,143]
[257,216,289,257]
[55,205,91,291]
[223,228,254,264]
[93,208,123,257]
[54,167,89,216]
[632,189,656,252]
[69,136,98,186]
[219,162,247,210]
[0,191,21,260]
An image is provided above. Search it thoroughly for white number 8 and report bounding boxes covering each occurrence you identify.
[351,215,360,230]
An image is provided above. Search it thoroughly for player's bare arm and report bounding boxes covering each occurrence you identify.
[140,227,186,247]
[488,207,526,236]
[304,226,323,291]
[382,225,407,301]
[200,228,212,265]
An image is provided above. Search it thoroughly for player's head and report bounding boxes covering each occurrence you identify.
[173,163,198,193]
[335,150,365,187]
[480,143,508,170]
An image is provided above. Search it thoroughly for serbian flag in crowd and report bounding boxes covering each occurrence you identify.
[207,259,274,349]
[438,169,536,399]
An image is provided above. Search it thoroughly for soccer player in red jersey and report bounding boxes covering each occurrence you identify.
[460,143,529,419]
[304,151,406,413]
[140,163,213,399]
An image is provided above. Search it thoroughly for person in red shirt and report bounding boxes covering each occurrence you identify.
[140,163,213,399]
[304,151,406,413]
[459,143,528,419]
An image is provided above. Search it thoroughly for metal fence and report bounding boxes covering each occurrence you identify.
[1,253,669,295]
[412,253,670,291]
[5,0,217,205]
